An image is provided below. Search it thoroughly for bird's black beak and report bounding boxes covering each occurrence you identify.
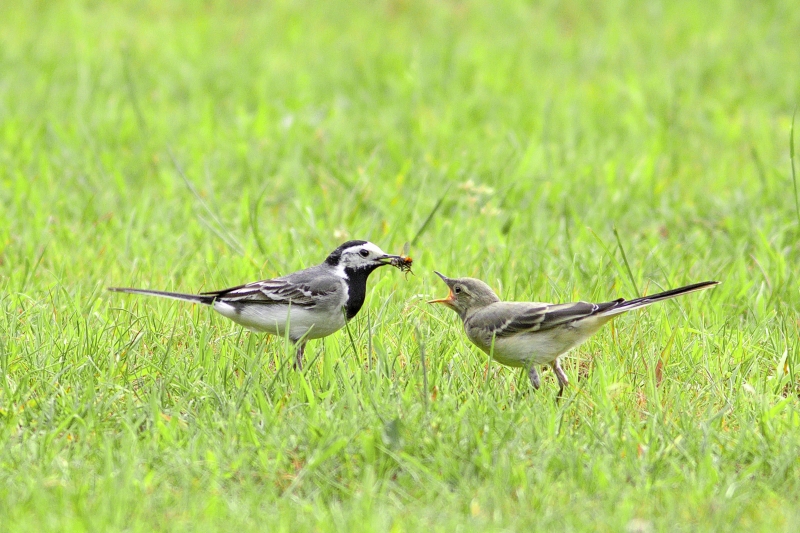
[376,254,402,265]
[433,271,451,283]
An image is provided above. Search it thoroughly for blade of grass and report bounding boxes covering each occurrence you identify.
[121,45,147,134]
[613,226,640,296]
[790,106,799,226]
[414,323,428,412]
[411,186,449,246]
[167,146,247,258]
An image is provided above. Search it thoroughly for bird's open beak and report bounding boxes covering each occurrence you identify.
[427,290,455,307]
[428,271,455,307]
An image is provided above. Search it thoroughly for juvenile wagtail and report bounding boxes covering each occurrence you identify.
[109,240,412,369]
[429,272,718,397]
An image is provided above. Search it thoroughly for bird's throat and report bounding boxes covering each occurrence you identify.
[342,266,380,320]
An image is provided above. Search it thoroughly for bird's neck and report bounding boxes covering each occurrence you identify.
[462,303,490,323]
[342,266,379,320]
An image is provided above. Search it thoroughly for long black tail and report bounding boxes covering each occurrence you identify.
[107,287,216,305]
[599,280,719,317]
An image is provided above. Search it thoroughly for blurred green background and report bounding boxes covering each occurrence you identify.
[1,1,798,531]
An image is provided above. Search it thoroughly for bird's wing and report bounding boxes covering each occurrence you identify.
[201,268,341,307]
[469,299,624,337]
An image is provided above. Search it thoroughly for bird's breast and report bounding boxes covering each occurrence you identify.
[212,301,345,341]
[342,267,373,320]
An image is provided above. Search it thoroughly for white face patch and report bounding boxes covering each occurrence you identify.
[338,242,389,270]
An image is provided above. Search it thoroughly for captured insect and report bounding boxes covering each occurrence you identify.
[390,241,413,275]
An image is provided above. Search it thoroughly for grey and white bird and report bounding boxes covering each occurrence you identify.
[109,241,411,369]
[429,272,718,397]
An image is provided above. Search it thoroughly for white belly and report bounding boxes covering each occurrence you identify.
[475,316,612,367]
[212,302,345,341]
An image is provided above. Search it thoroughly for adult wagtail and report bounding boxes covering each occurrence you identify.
[429,272,718,397]
[109,240,412,369]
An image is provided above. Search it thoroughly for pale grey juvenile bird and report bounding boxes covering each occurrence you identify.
[109,240,411,369]
[429,272,718,397]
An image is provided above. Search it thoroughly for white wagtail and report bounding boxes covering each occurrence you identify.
[429,272,718,397]
[109,241,412,369]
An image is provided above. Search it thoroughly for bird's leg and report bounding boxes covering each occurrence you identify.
[551,358,569,399]
[293,340,307,371]
[527,366,541,390]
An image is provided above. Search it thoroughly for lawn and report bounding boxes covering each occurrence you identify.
[1,0,799,531]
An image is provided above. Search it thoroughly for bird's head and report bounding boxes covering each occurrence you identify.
[428,272,500,319]
[325,240,404,274]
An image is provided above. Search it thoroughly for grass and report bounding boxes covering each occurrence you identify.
[1,0,799,530]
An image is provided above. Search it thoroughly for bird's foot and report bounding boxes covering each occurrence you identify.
[293,342,306,371]
[552,359,569,402]
[527,366,541,390]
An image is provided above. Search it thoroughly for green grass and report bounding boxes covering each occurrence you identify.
[1,0,799,530]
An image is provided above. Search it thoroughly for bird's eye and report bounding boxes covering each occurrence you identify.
[453,285,462,294]
[359,249,370,258]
